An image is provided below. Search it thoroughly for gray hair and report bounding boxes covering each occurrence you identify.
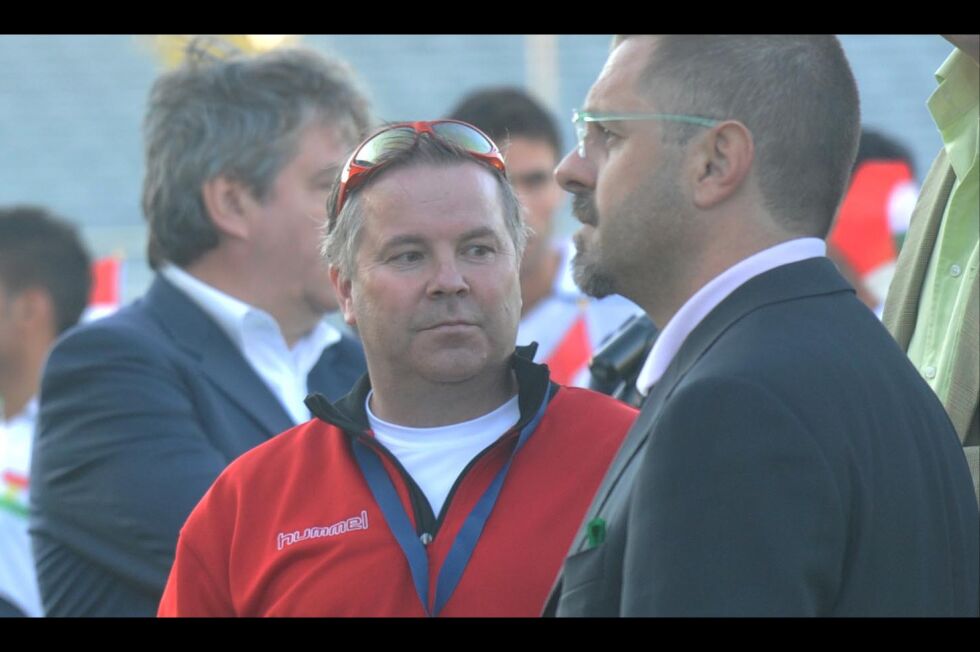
[322,133,529,280]
[141,41,373,269]
[615,35,860,238]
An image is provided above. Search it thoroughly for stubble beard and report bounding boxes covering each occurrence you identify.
[571,193,618,299]
[570,147,689,305]
[572,239,618,299]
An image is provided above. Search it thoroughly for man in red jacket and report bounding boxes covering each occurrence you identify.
[158,120,637,617]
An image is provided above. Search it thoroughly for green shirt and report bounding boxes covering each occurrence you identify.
[907,49,980,402]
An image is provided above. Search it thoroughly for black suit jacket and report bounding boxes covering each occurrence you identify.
[549,258,979,616]
[30,276,366,616]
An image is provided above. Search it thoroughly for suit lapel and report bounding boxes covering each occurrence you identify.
[574,257,853,552]
[308,345,340,393]
[307,341,359,402]
[144,277,295,437]
[575,364,676,547]
[882,151,956,348]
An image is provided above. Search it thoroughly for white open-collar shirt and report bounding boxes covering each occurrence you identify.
[161,264,341,425]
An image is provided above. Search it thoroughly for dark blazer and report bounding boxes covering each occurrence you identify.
[548,258,979,617]
[30,276,366,617]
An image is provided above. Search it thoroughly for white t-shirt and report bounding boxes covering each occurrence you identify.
[366,392,520,518]
[0,398,43,616]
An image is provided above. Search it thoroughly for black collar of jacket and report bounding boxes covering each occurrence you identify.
[304,343,559,435]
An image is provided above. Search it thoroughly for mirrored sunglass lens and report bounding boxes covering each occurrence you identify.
[353,127,417,166]
[431,122,495,154]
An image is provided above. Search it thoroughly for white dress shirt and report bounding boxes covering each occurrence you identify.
[160,264,341,425]
[636,238,827,396]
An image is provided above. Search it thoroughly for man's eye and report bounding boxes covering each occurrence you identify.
[596,123,619,143]
[389,251,423,264]
[464,244,495,258]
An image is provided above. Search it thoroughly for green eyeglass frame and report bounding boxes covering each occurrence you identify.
[572,109,720,157]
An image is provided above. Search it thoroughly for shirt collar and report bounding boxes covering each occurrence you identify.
[928,48,980,180]
[635,237,827,396]
[292,318,342,378]
[159,263,340,357]
[160,263,254,349]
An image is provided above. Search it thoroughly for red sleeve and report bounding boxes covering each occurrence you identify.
[158,483,236,616]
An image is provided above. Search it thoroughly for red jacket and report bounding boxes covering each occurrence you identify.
[158,350,636,616]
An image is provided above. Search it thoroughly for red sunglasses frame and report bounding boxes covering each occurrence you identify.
[334,120,506,215]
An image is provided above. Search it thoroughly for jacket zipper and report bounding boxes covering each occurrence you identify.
[353,428,521,543]
[353,432,436,539]
[432,429,520,534]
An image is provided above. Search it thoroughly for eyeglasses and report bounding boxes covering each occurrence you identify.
[572,109,720,158]
[335,120,506,214]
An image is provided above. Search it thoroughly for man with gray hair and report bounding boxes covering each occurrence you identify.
[31,43,371,616]
[157,121,636,616]
[547,35,978,616]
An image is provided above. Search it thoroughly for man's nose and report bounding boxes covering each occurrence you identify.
[555,148,596,195]
[426,258,469,298]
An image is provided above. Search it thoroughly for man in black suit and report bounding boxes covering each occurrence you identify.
[31,41,371,616]
[548,35,979,617]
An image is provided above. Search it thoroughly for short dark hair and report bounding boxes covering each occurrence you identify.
[447,87,562,159]
[142,41,373,269]
[0,206,92,334]
[616,35,861,238]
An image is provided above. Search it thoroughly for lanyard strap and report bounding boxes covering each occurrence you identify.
[352,384,551,617]
[351,439,432,613]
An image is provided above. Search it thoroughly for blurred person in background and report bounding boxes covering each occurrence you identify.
[31,40,372,616]
[827,128,919,316]
[0,206,91,617]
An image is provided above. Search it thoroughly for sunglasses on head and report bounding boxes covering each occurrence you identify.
[334,120,506,215]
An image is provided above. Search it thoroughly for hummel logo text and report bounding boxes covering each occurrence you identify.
[277,510,369,551]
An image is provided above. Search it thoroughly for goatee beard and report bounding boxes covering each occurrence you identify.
[572,247,617,299]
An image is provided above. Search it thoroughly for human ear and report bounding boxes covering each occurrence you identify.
[329,265,357,327]
[201,176,258,240]
[691,121,754,210]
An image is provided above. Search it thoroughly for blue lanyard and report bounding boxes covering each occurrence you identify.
[351,385,551,617]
